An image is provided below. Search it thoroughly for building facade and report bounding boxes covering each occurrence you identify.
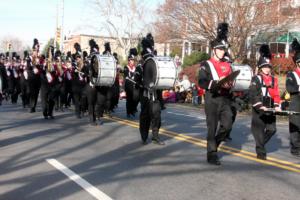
[64,34,167,59]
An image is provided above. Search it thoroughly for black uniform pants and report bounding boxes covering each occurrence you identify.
[139,96,161,142]
[125,86,139,115]
[72,84,85,117]
[60,81,72,108]
[204,92,233,157]
[289,96,300,153]
[289,118,300,153]
[28,76,41,110]
[251,110,276,156]
[226,105,237,138]
[20,78,29,107]
[9,77,21,104]
[29,87,40,110]
[85,84,97,122]
[110,83,120,111]
[96,86,113,116]
[40,85,58,117]
[55,83,64,110]
[65,80,73,106]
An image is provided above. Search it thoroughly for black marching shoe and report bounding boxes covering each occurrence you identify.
[44,115,48,119]
[49,115,55,119]
[30,108,36,113]
[207,154,221,165]
[142,140,148,145]
[152,137,165,145]
[257,154,267,160]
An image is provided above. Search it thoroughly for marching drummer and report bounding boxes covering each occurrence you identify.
[137,33,165,145]
[286,39,300,157]
[198,23,234,165]
[124,48,139,118]
[249,44,281,160]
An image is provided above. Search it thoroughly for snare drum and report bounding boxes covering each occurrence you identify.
[91,55,117,87]
[143,56,178,89]
[231,64,253,91]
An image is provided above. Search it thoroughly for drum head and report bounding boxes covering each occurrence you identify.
[143,58,157,88]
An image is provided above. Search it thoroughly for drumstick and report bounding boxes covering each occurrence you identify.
[125,77,150,90]
[125,77,142,87]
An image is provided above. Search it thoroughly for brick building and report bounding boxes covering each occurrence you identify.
[63,34,166,59]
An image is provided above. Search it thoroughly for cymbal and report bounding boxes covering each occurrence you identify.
[215,70,240,89]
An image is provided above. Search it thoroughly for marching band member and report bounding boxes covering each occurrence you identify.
[20,51,30,108]
[86,39,99,125]
[9,52,21,104]
[136,33,165,145]
[249,44,281,160]
[123,48,139,118]
[198,23,233,165]
[110,52,121,112]
[286,39,300,157]
[62,52,74,109]
[40,46,60,119]
[53,50,64,111]
[80,51,89,114]
[72,43,87,119]
[28,39,42,113]
[0,53,8,105]
[96,42,114,118]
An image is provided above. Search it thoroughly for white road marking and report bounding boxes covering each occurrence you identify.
[46,159,113,200]
[167,111,207,120]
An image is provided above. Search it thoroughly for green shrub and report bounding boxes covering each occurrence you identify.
[182,51,210,68]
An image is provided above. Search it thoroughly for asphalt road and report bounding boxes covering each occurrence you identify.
[0,100,300,200]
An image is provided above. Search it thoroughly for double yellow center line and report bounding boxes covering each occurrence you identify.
[106,116,300,174]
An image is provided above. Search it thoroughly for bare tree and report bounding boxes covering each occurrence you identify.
[0,36,24,54]
[90,0,153,56]
[155,0,297,62]
[153,0,187,43]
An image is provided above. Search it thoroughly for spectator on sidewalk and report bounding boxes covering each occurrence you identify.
[197,85,205,104]
[192,84,198,106]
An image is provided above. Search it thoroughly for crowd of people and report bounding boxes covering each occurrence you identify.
[0,23,300,167]
[162,80,205,105]
[0,33,167,145]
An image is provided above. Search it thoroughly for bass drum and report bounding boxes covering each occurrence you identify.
[91,54,117,87]
[231,64,253,91]
[143,56,178,90]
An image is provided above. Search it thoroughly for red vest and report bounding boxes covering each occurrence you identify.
[209,58,231,79]
[260,73,280,104]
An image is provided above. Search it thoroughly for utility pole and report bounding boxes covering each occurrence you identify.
[54,2,59,50]
[60,0,65,52]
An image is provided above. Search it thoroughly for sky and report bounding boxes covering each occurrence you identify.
[0,0,163,48]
